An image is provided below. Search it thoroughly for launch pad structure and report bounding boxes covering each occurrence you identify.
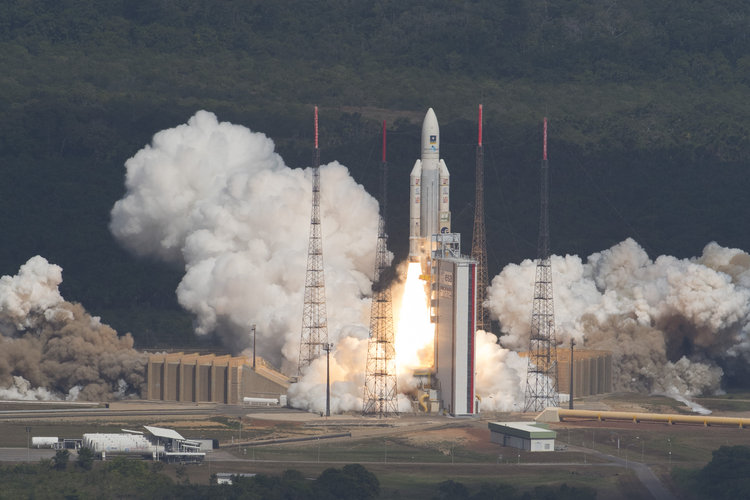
[298,106,329,374]
[408,108,478,417]
[524,117,560,413]
[363,121,398,417]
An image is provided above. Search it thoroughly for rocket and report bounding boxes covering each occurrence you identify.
[409,108,450,268]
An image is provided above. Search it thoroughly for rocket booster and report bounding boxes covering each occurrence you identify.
[409,108,450,265]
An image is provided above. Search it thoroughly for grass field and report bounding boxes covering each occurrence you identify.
[2,393,750,498]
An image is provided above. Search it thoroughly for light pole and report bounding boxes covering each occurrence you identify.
[668,437,672,466]
[636,436,643,463]
[251,324,257,370]
[25,426,30,462]
[323,343,333,417]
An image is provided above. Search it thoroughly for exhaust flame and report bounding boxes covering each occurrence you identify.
[395,262,434,372]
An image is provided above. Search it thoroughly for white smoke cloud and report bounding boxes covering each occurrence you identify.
[110,112,750,414]
[474,330,526,411]
[487,238,750,399]
[0,257,147,401]
[110,111,380,410]
[111,111,378,364]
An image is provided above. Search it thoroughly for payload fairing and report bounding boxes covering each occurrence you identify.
[409,108,450,269]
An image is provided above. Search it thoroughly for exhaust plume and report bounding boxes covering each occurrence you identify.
[487,238,750,399]
[0,256,146,400]
[110,111,380,410]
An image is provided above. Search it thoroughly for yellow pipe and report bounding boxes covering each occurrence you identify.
[547,408,750,428]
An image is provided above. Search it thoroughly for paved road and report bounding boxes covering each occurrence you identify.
[0,447,56,461]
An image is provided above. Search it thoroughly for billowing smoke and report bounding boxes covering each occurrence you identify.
[487,238,750,400]
[0,256,147,400]
[110,111,380,410]
[109,111,749,413]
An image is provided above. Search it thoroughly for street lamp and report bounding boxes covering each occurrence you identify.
[323,343,333,417]
[636,436,644,463]
[668,437,672,466]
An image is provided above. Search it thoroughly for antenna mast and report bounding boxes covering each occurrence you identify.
[298,106,329,373]
[523,117,559,412]
[363,121,398,417]
[471,104,490,332]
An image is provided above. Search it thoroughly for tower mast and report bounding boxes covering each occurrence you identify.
[298,106,329,374]
[363,121,398,416]
[523,117,559,412]
[471,104,490,332]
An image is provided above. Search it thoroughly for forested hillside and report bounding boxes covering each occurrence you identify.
[1,0,749,346]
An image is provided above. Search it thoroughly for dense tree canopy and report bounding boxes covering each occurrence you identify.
[1,1,749,349]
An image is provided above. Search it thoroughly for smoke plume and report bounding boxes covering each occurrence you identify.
[487,238,750,399]
[110,112,749,413]
[0,256,147,400]
[110,111,380,410]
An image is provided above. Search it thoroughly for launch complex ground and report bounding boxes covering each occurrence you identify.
[2,393,750,498]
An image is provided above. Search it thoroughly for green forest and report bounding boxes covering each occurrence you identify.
[1,0,749,347]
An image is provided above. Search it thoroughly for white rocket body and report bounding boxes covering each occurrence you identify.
[409,108,450,269]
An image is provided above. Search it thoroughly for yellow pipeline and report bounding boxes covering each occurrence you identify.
[539,408,750,428]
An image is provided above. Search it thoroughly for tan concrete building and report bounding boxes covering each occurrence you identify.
[147,353,290,404]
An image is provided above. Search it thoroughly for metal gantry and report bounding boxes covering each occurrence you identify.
[298,107,329,374]
[523,117,559,412]
[471,104,490,333]
[363,121,398,417]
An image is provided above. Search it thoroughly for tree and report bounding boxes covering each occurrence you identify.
[434,480,469,500]
[697,445,750,500]
[76,447,94,470]
[52,449,69,470]
[314,464,380,499]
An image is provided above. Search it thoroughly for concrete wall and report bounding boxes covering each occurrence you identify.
[530,349,613,398]
[147,353,290,404]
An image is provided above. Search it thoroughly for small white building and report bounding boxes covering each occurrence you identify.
[488,421,556,452]
[216,473,256,485]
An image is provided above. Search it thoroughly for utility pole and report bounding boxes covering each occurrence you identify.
[252,324,257,370]
[569,338,575,410]
[324,342,333,417]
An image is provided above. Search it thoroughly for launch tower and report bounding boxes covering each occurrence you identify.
[363,122,398,417]
[523,118,560,412]
[471,105,490,333]
[298,107,329,374]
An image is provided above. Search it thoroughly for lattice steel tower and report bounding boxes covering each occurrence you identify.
[471,104,490,332]
[298,106,329,374]
[523,117,560,412]
[363,121,398,417]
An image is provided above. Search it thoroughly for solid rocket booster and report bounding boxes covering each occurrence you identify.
[409,108,450,265]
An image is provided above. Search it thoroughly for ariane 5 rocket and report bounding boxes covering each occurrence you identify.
[409,108,450,269]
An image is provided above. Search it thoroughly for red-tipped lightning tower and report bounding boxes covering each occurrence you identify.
[523,116,559,412]
[298,106,329,374]
[471,104,490,332]
[363,121,398,417]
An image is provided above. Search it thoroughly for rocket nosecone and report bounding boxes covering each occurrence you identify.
[409,108,450,265]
